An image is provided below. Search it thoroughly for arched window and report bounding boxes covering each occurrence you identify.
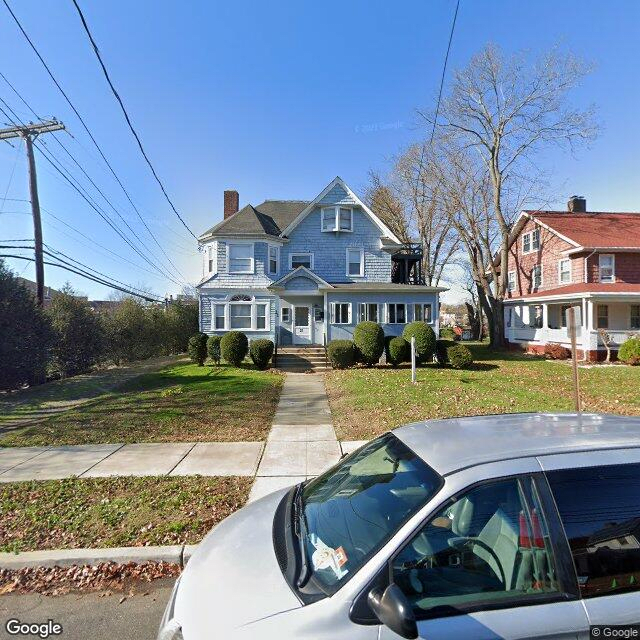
[230,294,252,302]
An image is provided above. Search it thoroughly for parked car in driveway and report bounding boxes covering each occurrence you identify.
[158,413,640,639]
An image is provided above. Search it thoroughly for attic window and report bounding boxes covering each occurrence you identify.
[321,206,353,232]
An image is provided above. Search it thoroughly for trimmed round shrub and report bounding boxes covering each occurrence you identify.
[386,336,409,367]
[327,340,356,369]
[618,337,640,365]
[435,339,456,366]
[402,321,436,364]
[447,344,474,370]
[220,331,249,366]
[544,343,571,360]
[187,332,208,366]
[439,326,457,341]
[353,321,384,366]
[206,335,222,365]
[250,339,274,370]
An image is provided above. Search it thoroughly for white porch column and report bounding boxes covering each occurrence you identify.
[585,298,595,359]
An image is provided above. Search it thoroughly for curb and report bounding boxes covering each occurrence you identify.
[0,544,200,570]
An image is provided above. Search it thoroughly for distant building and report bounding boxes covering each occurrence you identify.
[15,278,87,308]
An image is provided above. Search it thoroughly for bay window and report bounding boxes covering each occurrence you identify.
[230,303,252,329]
[228,243,253,274]
[256,303,267,330]
[387,303,406,324]
[212,298,270,331]
[213,303,225,330]
[321,206,353,232]
[347,248,364,277]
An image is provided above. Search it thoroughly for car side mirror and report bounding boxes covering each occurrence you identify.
[367,584,418,639]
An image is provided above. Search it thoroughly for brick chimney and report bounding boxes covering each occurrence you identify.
[567,195,586,213]
[224,190,239,219]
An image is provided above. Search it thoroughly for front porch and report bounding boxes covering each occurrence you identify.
[506,297,640,360]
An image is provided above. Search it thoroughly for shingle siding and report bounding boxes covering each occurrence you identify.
[284,276,318,290]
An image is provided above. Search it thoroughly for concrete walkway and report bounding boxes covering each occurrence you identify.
[248,373,345,502]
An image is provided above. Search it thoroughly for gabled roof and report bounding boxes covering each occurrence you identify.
[279,176,402,244]
[268,266,333,290]
[199,200,309,240]
[515,210,640,250]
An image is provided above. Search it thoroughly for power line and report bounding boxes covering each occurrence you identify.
[0,253,161,302]
[0,101,183,286]
[0,136,22,213]
[1,0,194,282]
[430,0,461,144]
[70,0,198,240]
[0,75,188,284]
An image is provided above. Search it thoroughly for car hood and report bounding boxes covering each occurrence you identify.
[175,488,302,638]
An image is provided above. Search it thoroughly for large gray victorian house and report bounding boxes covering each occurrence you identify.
[196,177,445,347]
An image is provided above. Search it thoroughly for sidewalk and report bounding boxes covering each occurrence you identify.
[248,373,358,502]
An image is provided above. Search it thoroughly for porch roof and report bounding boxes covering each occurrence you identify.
[506,282,640,302]
[318,282,447,293]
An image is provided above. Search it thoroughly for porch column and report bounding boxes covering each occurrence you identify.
[542,303,549,343]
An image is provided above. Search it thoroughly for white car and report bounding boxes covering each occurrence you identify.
[158,413,640,639]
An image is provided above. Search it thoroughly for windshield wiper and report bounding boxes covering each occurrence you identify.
[293,482,311,588]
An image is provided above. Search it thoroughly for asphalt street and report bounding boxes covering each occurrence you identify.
[0,578,175,640]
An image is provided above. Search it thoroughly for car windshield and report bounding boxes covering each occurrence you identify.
[300,433,442,593]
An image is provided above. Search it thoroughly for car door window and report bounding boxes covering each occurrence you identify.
[391,476,562,618]
[546,462,640,599]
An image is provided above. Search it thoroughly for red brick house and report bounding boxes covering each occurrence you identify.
[500,196,640,360]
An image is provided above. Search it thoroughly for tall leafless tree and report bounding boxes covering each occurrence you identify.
[367,141,460,287]
[422,44,598,346]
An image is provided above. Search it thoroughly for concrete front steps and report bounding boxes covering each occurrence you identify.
[275,347,329,372]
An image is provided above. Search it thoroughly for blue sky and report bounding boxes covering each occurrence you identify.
[1,0,638,301]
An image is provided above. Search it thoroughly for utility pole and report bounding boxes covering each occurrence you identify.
[0,119,65,305]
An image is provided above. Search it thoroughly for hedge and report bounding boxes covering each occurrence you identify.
[206,335,222,365]
[220,331,249,366]
[439,326,457,341]
[353,321,384,366]
[447,344,474,369]
[187,332,208,366]
[250,339,274,370]
[386,336,409,367]
[327,340,356,369]
[435,339,456,366]
[402,321,436,364]
[618,337,640,365]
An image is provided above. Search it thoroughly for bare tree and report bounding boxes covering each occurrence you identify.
[423,44,597,346]
[367,141,460,286]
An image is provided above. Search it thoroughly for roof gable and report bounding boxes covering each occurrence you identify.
[279,176,402,243]
[268,265,332,290]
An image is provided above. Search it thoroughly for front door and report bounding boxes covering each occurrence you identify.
[293,306,311,345]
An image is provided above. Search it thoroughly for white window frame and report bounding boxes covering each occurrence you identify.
[267,245,279,276]
[522,229,540,255]
[227,242,254,274]
[507,271,516,292]
[229,301,253,330]
[215,298,271,332]
[331,302,352,325]
[281,307,291,323]
[212,302,226,331]
[531,228,540,251]
[207,243,217,274]
[531,264,542,290]
[321,206,353,233]
[558,258,572,285]
[599,253,615,283]
[289,252,314,270]
[346,248,364,277]
[522,232,531,254]
[413,303,433,324]
[387,303,407,325]
[255,303,268,330]
[358,302,379,323]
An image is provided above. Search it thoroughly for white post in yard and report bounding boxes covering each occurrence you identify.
[567,307,582,414]
[411,336,417,384]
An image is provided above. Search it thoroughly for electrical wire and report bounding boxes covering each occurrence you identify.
[0,83,188,284]
[430,0,461,144]
[69,0,198,240]
[0,136,22,213]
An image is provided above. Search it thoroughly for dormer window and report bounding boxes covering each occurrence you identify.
[321,206,353,232]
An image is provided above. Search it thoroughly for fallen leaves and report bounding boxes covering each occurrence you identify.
[0,561,181,597]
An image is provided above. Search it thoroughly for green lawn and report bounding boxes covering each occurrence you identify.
[0,362,283,447]
[325,344,640,441]
[0,475,251,553]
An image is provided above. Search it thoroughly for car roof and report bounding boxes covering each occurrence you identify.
[393,413,640,476]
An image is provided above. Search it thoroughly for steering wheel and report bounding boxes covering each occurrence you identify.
[447,536,506,587]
